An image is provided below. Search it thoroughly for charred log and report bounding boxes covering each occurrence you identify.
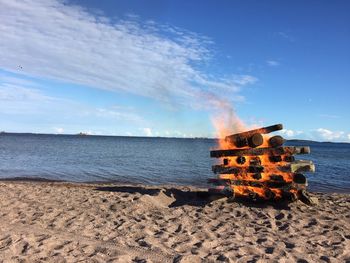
[225,133,264,148]
[210,146,310,158]
[298,189,316,205]
[282,191,298,202]
[269,174,285,182]
[208,178,294,190]
[252,173,262,180]
[213,161,314,175]
[207,178,231,186]
[283,155,295,162]
[269,155,282,162]
[208,186,234,197]
[293,173,307,184]
[266,181,292,189]
[248,133,264,148]
[212,165,264,174]
[268,135,285,147]
[264,189,276,200]
[270,155,297,163]
[236,156,246,164]
[225,124,283,143]
[212,166,238,174]
[249,157,261,166]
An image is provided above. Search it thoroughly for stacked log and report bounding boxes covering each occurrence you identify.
[208,124,315,202]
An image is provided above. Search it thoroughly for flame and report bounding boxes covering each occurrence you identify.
[211,115,297,200]
[211,103,246,150]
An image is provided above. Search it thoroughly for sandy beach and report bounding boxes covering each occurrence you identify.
[0,181,349,262]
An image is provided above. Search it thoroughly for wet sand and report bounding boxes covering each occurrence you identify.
[0,181,349,262]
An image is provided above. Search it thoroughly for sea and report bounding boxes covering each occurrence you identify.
[0,133,349,193]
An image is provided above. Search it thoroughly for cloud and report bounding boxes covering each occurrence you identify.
[142,128,152,136]
[0,78,142,121]
[54,127,64,133]
[316,128,345,141]
[279,128,350,142]
[0,75,145,134]
[0,0,256,112]
[279,129,303,138]
[266,60,280,67]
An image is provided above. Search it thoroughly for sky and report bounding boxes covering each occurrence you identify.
[0,0,349,141]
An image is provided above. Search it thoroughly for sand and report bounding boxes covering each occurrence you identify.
[0,181,349,263]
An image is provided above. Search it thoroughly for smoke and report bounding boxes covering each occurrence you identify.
[211,101,246,139]
[194,89,247,139]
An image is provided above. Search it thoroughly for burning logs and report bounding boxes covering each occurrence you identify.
[225,124,283,148]
[212,160,315,174]
[208,124,315,203]
[210,146,311,158]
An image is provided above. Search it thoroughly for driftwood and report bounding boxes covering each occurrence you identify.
[210,146,310,158]
[279,160,315,173]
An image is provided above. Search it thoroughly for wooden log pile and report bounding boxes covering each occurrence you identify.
[208,124,315,202]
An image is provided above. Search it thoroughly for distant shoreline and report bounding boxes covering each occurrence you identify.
[1,132,349,144]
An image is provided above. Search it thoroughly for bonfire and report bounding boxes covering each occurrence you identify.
[209,124,315,203]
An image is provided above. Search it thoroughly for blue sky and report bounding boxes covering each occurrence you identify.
[0,0,349,141]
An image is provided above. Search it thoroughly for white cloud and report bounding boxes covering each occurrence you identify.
[0,79,142,122]
[0,76,145,135]
[280,129,295,137]
[279,129,303,138]
[142,128,152,136]
[0,0,256,111]
[316,128,345,141]
[279,128,350,142]
[266,60,280,67]
[54,127,64,134]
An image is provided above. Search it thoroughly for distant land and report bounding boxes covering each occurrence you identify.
[287,139,350,145]
[1,131,349,144]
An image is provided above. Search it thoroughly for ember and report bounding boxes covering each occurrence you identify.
[208,124,315,203]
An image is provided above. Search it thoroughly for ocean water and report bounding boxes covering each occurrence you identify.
[0,133,349,193]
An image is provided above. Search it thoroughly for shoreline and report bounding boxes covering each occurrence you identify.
[1,177,350,195]
[0,181,349,262]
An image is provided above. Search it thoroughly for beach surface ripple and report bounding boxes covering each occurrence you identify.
[0,182,349,262]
